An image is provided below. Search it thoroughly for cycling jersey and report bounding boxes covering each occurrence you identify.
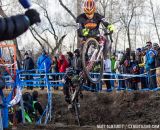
[76,13,110,38]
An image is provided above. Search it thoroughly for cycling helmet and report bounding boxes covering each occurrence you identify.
[83,0,96,15]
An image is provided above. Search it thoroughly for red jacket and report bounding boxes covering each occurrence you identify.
[58,55,69,73]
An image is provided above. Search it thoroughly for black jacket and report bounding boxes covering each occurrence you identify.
[76,13,109,38]
[0,14,30,41]
[23,57,34,70]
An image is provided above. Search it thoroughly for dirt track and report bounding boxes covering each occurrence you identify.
[7,90,160,130]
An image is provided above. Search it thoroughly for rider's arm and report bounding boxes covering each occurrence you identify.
[76,14,89,37]
[97,13,114,32]
[0,9,40,41]
[76,17,84,38]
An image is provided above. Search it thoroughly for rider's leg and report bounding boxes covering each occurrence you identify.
[63,84,71,104]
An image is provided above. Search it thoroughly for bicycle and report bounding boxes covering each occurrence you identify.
[63,68,84,126]
[82,29,113,83]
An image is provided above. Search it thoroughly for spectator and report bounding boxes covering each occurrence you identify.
[23,52,35,90]
[156,48,160,87]
[120,48,132,89]
[37,50,51,73]
[110,54,116,88]
[130,52,140,90]
[145,41,157,89]
[104,55,112,91]
[73,49,82,74]
[154,44,160,87]
[58,54,69,73]
[67,52,74,68]
[51,56,59,90]
[37,50,52,90]
[120,48,131,73]
[52,56,59,73]
[32,91,44,120]
[114,52,125,90]
[111,54,116,73]
[136,48,147,89]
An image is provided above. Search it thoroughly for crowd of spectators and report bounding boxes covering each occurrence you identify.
[21,41,160,91]
[22,49,83,90]
[105,41,160,91]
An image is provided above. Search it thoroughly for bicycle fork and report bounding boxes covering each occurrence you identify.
[96,45,103,60]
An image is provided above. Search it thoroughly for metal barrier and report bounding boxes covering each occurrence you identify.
[17,69,160,91]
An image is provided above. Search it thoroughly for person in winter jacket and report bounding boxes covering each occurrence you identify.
[37,50,51,90]
[73,49,82,74]
[114,53,125,90]
[37,50,51,73]
[67,52,74,68]
[145,41,157,89]
[136,48,147,89]
[104,55,112,91]
[23,52,35,90]
[120,48,132,89]
[130,52,140,90]
[58,54,69,73]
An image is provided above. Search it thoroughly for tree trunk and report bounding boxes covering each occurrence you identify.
[127,27,131,50]
[77,0,82,48]
[150,0,160,43]
[13,39,22,62]
[115,29,121,53]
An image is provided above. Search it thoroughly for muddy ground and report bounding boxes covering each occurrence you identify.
[6,89,160,130]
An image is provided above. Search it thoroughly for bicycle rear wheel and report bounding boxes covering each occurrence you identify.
[82,38,104,83]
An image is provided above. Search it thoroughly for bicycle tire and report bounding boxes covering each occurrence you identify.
[82,38,104,83]
[74,103,80,126]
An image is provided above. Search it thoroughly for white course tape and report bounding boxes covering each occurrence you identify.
[8,86,22,107]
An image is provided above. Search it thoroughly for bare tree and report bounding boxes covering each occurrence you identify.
[119,0,145,50]
[30,1,67,53]
[149,0,160,43]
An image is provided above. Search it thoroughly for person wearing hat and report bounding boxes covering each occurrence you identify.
[145,41,157,89]
[155,46,160,87]
[119,48,132,89]
[104,54,112,91]
[153,43,159,51]
[67,52,74,68]
[23,52,35,90]
[73,49,82,74]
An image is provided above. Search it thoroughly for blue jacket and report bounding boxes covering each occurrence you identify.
[145,49,157,71]
[37,54,51,72]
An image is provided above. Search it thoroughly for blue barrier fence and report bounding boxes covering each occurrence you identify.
[16,69,160,92]
[0,67,160,129]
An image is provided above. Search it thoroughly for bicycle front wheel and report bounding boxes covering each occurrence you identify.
[82,38,104,83]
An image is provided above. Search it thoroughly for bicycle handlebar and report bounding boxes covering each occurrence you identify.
[100,28,113,43]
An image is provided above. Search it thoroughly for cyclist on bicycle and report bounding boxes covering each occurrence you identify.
[76,0,114,43]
